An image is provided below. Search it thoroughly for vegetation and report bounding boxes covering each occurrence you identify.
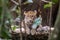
[0,0,59,40]
[0,0,11,39]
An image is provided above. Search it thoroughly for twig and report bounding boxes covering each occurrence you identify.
[41,0,50,3]
[11,0,19,5]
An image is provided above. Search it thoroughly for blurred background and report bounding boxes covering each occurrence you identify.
[0,0,59,40]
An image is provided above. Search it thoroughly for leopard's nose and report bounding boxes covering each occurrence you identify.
[29,20,33,23]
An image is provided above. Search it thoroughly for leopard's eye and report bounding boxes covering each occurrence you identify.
[31,16,33,17]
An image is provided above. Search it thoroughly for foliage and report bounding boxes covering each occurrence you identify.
[44,2,53,8]
[52,0,58,3]
[0,0,59,39]
[44,0,58,9]
[11,25,17,31]
[0,0,11,39]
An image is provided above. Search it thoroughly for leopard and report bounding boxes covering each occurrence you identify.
[23,10,37,35]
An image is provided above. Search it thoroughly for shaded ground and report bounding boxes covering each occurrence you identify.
[12,33,48,40]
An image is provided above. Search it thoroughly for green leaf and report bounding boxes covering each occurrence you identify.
[11,25,17,31]
[12,26,16,31]
[52,0,58,3]
[44,2,52,8]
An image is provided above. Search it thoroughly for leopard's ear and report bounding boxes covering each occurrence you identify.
[34,10,37,15]
[24,11,27,15]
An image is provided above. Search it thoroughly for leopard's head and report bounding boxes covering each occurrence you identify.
[24,10,37,25]
[24,10,37,20]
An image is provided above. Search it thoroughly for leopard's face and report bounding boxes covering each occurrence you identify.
[24,10,37,24]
